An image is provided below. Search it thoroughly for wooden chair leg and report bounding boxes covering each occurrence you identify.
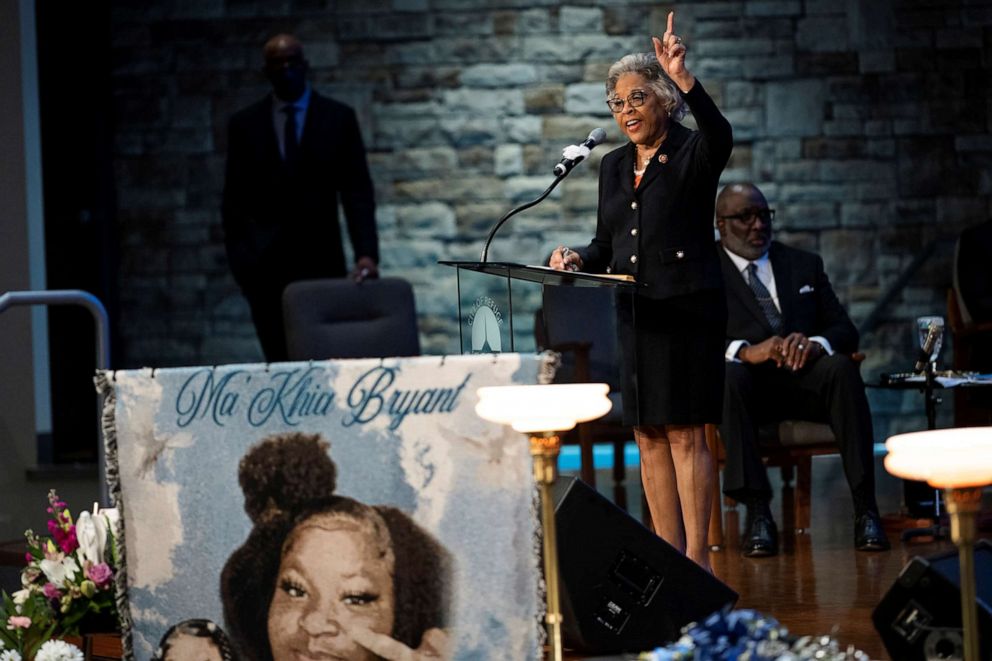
[780,462,796,534]
[579,434,595,487]
[704,424,724,549]
[612,440,627,511]
[795,456,812,533]
[780,462,795,485]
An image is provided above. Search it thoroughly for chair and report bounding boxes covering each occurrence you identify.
[704,353,866,548]
[947,289,992,426]
[535,285,633,509]
[947,228,992,427]
[282,278,420,360]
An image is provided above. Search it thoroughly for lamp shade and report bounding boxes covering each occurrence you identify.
[475,383,612,433]
[884,426,992,488]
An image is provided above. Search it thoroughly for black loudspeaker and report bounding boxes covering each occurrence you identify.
[873,539,992,660]
[552,477,738,654]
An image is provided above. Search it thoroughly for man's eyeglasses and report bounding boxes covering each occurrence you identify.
[607,90,649,113]
[719,208,775,226]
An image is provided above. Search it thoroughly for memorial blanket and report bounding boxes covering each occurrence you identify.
[97,353,553,660]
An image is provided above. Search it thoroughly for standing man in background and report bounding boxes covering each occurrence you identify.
[222,33,378,362]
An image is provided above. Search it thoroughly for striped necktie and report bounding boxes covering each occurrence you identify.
[747,262,783,334]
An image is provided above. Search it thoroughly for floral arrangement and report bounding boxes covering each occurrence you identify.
[0,639,84,661]
[639,607,871,660]
[0,491,120,660]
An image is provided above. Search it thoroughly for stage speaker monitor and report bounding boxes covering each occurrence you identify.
[552,476,738,654]
[873,539,992,661]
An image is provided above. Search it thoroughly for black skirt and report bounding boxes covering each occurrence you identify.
[618,288,727,427]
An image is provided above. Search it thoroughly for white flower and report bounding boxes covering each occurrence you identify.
[0,649,23,661]
[35,640,84,661]
[10,589,30,606]
[75,511,109,566]
[39,556,79,588]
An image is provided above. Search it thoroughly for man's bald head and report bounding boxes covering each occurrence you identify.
[263,34,304,63]
[716,183,765,218]
[263,33,308,102]
[715,182,773,261]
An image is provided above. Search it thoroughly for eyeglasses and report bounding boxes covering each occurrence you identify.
[719,208,775,226]
[606,90,649,113]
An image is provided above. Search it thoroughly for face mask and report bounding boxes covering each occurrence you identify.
[268,66,306,102]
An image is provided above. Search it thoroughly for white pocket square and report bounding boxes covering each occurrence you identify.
[798,285,814,294]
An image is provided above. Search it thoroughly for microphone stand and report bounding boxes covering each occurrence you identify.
[481,173,567,263]
[902,356,949,541]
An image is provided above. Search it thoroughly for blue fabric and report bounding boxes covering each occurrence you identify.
[99,354,550,660]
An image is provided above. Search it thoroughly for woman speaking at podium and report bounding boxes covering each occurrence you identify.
[549,12,732,571]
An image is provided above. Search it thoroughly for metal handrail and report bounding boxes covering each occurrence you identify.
[0,289,111,504]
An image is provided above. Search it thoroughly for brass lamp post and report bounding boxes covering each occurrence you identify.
[476,383,612,661]
[885,426,992,661]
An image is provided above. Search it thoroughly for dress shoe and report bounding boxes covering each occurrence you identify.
[854,511,891,551]
[742,513,778,557]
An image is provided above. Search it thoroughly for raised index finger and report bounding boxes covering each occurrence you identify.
[352,627,416,661]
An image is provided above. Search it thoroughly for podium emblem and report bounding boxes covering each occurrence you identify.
[468,295,503,353]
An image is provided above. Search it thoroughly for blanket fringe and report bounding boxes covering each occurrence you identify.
[94,371,135,661]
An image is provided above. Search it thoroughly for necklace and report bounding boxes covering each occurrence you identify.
[634,129,669,174]
[634,150,654,176]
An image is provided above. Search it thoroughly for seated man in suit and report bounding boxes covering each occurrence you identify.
[716,183,889,557]
[953,219,992,426]
[956,219,992,325]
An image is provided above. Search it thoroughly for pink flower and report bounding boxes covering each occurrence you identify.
[25,552,32,565]
[43,583,61,601]
[47,520,78,555]
[85,563,114,589]
[6,615,32,629]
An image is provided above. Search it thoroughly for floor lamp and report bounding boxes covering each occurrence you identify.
[475,383,612,661]
[884,426,992,661]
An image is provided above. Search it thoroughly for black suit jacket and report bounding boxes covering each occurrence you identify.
[221,91,378,291]
[956,220,992,323]
[579,80,733,300]
[719,241,859,354]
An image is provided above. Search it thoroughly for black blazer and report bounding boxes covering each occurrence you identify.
[221,91,378,291]
[579,80,733,300]
[956,220,992,323]
[719,241,859,354]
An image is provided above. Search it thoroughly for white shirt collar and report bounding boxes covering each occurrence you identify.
[722,245,770,276]
[271,84,312,114]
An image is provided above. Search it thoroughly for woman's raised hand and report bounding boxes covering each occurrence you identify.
[652,11,694,92]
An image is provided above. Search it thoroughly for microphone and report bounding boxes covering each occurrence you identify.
[481,128,606,262]
[914,321,943,372]
[553,128,607,176]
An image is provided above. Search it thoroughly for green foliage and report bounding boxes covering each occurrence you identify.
[0,590,58,658]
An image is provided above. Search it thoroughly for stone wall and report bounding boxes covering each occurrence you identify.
[109,0,992,437]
